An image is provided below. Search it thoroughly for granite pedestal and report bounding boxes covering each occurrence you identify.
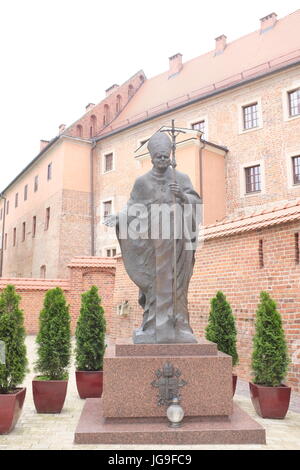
[74,338,265,444]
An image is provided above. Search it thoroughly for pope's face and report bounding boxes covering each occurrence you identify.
[151,151,171,170]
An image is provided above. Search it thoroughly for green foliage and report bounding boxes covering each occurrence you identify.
[252,291,289,387]
[75,286,106,371]
[205,291,239,366]
[0,285,28,394]
[35,287,71,380]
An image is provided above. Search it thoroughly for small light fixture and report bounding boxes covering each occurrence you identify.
[166,397,184,428]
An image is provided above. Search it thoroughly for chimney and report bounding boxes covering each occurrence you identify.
[85,103,95,112]
[106,84,119,97]
[40,140,49,151]
[215,35,227,55]
[59,124,66,134]
[260,13,277,33]
[168,53,183,78]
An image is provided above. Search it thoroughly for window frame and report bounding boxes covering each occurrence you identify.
[47,162,52,181]
[34,175,39,192]
[240,160,265,197]
[238,97,263,134]
[188,116,208,140]
[45,207,50,231]
[102,150,115,174]
[288,88,300,118]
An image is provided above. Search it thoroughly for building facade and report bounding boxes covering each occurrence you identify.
[1,10,300,280]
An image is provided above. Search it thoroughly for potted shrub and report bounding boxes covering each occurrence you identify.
[33,287,71,413]
[205,291,239,396]
[75,286,106,398]
[250,291,290,419]
[0,285,28,434]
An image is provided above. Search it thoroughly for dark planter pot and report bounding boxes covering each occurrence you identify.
[32,378,68,413]
[0,387,26,434]
[232,374,238,397]
[76,370,103,399]
[249,382,291,419]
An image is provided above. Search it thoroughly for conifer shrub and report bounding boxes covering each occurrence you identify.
[205,291,239,366]
[75,286,106,371]
[0,285,28,394]
[35,287,71,380]
[252,291,289,387]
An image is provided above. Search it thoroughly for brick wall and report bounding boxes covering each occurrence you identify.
[109,221,300,392]
[0,258,116,335]
[1,223,300,392]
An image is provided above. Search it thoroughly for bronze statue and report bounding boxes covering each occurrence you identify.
[104,131,202,344]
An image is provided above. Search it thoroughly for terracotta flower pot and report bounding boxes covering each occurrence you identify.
[249,382,291,419]
[232,374,238,397]
[32,378,68,413]
[75,370,103,399]
[0,387,26,434]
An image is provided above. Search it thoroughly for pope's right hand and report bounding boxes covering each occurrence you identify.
[103,214,118,227]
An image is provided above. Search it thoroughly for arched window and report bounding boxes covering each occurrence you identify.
[128,84,134,98]
[103,105,110,125]
[90,115,97,136]
[40,265,46,279]
[116,95,122,114]
[76,124,83,137]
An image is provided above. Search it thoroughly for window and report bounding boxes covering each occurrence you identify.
[243,103,258,130]
[15,193,18,208]
[106,248,117,257]
[295,233,300,265]
[47,163,52,181]
[76,124,83,137]
[288,88,300,117]
[103,200,112,218]
[116,95,122,113]
[40,265,46,279]
[6,201,9,215]
[45,207,50,230]
[292,156,300,185]
[24,184,28,201]
[22,222,26,242]
[103,105,110,126]
[104,153,113,172]
[191,120,205,133]
[90,115,97,136]
[13,228,16,247]
[34,175,39,192]
[128,84,134,98]
[259,239,264,268]
[245,165,261,193]
[32,216,36,238]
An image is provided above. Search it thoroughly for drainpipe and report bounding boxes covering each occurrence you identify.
[0,193,6,277]
[90,140,96,256]
[198,135,205,199]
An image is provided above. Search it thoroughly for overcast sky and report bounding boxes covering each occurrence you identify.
[1,0,299,190]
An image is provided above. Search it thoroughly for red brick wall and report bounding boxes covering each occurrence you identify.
[110,221,300,392]
[0,261,115,335]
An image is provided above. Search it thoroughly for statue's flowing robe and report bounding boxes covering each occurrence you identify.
[117,167,202,344]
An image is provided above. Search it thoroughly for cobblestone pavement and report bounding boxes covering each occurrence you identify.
[0,335,299,450]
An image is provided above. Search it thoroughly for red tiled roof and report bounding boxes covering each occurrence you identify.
[204,199,300,239]
[98,10,300,137]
